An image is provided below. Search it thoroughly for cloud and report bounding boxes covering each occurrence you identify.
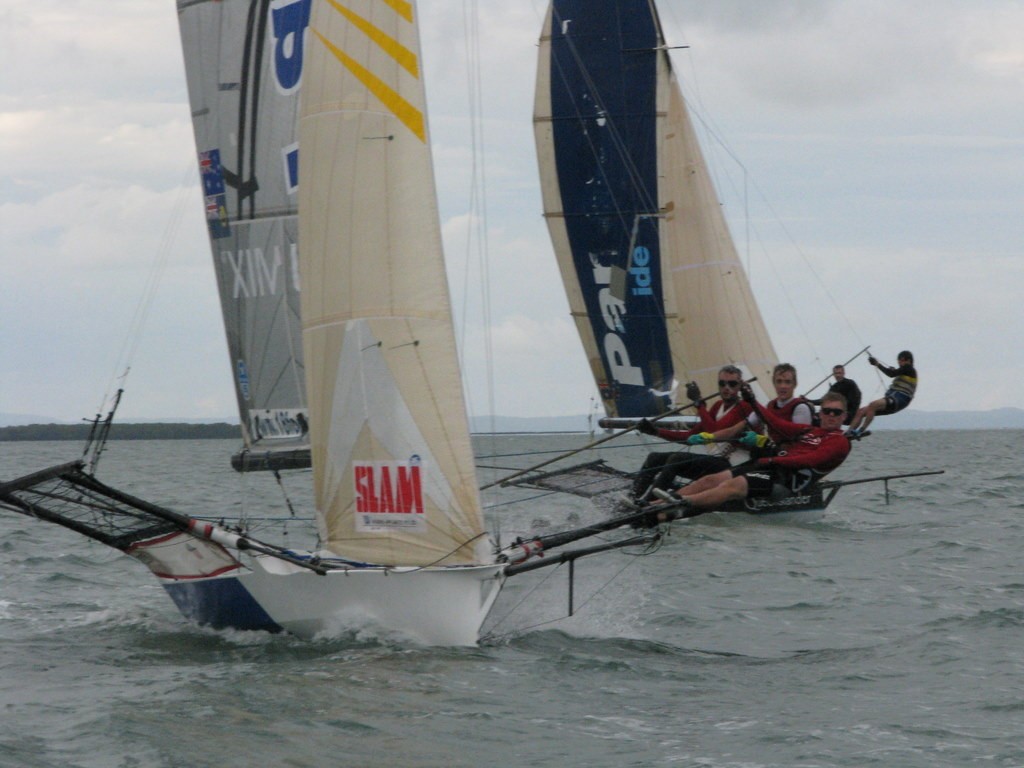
[2,0,1022,424]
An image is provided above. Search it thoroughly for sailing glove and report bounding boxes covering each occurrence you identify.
[738,431,769,448]
[636,418,658,436]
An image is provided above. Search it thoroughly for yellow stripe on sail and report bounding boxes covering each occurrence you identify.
[381,0,413,24]
[324,0,418,77]
[312,28,426,142]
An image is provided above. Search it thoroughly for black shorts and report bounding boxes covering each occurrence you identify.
[880,390,913,415]
[731,462,815,499]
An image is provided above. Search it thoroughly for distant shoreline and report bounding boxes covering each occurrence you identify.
[4,406,1024,441]
[0,423,242,441]
[0,422,595,442]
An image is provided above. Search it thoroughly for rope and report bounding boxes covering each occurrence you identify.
[481,534,664,643]
[648,14,868,384]
[93,161,198,418]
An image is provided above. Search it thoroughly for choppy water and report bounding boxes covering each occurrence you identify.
[1,430,1023,767]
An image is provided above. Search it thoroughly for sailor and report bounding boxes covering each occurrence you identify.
[630,365,753,501]
[687,362,813,451]
[638,388,852,521]
[846,351,917,438]
[811,364,862,426]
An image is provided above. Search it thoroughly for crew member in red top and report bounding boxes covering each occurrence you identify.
[630,365,753,500]
[694,362,812,450]
[647,388,851,516]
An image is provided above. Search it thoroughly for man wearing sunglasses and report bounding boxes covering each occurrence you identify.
[684,362,813,451]
[630,365,753,501]
[811,364,861,426]
[639,389,851,520]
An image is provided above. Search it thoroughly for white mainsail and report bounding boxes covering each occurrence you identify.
[533,0,778,415]
[298,0,492,567]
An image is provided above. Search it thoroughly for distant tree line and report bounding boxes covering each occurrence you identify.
[0,423,242,441]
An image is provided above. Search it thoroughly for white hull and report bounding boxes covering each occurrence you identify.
[158,553,505,646]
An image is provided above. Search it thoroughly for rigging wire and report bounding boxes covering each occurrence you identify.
[482,534,663,643]
[665,39,867,378]
[451,0,506,544]
[463,0,497,436]
[475,438,653,461]
[82,161,199,473]
[95,161,199,415]
[447,0,494,423]
[647,1,867,379]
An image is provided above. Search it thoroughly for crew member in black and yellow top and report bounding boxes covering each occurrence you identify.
[847,350,917,437]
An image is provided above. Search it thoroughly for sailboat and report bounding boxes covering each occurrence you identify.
[518,0,941,516]
[520,0,791,512]
[0,0,939,642]
[0,0,675,645]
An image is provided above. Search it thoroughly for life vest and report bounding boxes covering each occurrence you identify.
[764,397,812,442]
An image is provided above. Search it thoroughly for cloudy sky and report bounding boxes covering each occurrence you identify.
[2,0,1022,423]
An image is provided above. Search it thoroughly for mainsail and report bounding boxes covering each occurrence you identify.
[534,0,778,418]
[177,0,310,468]
[298,0,492,567]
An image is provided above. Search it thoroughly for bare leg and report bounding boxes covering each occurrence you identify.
[847,406,866,431]
[859,402,882,432]
[677,468,732,497]
[682,475,750,509]
[849,397,885,432]
[647,472,749,525]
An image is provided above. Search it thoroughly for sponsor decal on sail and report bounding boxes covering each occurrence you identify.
[270,0,312,95]
[354,457,426,533]
[199,149,230,239]
[222,243,301,298]
[248,408,309,441]
[237,359,251,401]
[630,245,653,297]
[590,253,644,389]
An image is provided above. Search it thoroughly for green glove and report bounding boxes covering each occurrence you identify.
[738,431,757,447]
[686,432,714,446]
[738,431,769,448]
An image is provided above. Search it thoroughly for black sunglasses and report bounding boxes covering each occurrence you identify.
[718,380,741,388]
[821,407,845,416]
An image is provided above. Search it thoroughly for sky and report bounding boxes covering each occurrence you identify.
[2,0,1022,424]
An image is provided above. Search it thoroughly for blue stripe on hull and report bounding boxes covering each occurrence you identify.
[549,0,672,417]
[163,576,282,632]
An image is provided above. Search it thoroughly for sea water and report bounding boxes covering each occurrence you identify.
[1,430,1022,767]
